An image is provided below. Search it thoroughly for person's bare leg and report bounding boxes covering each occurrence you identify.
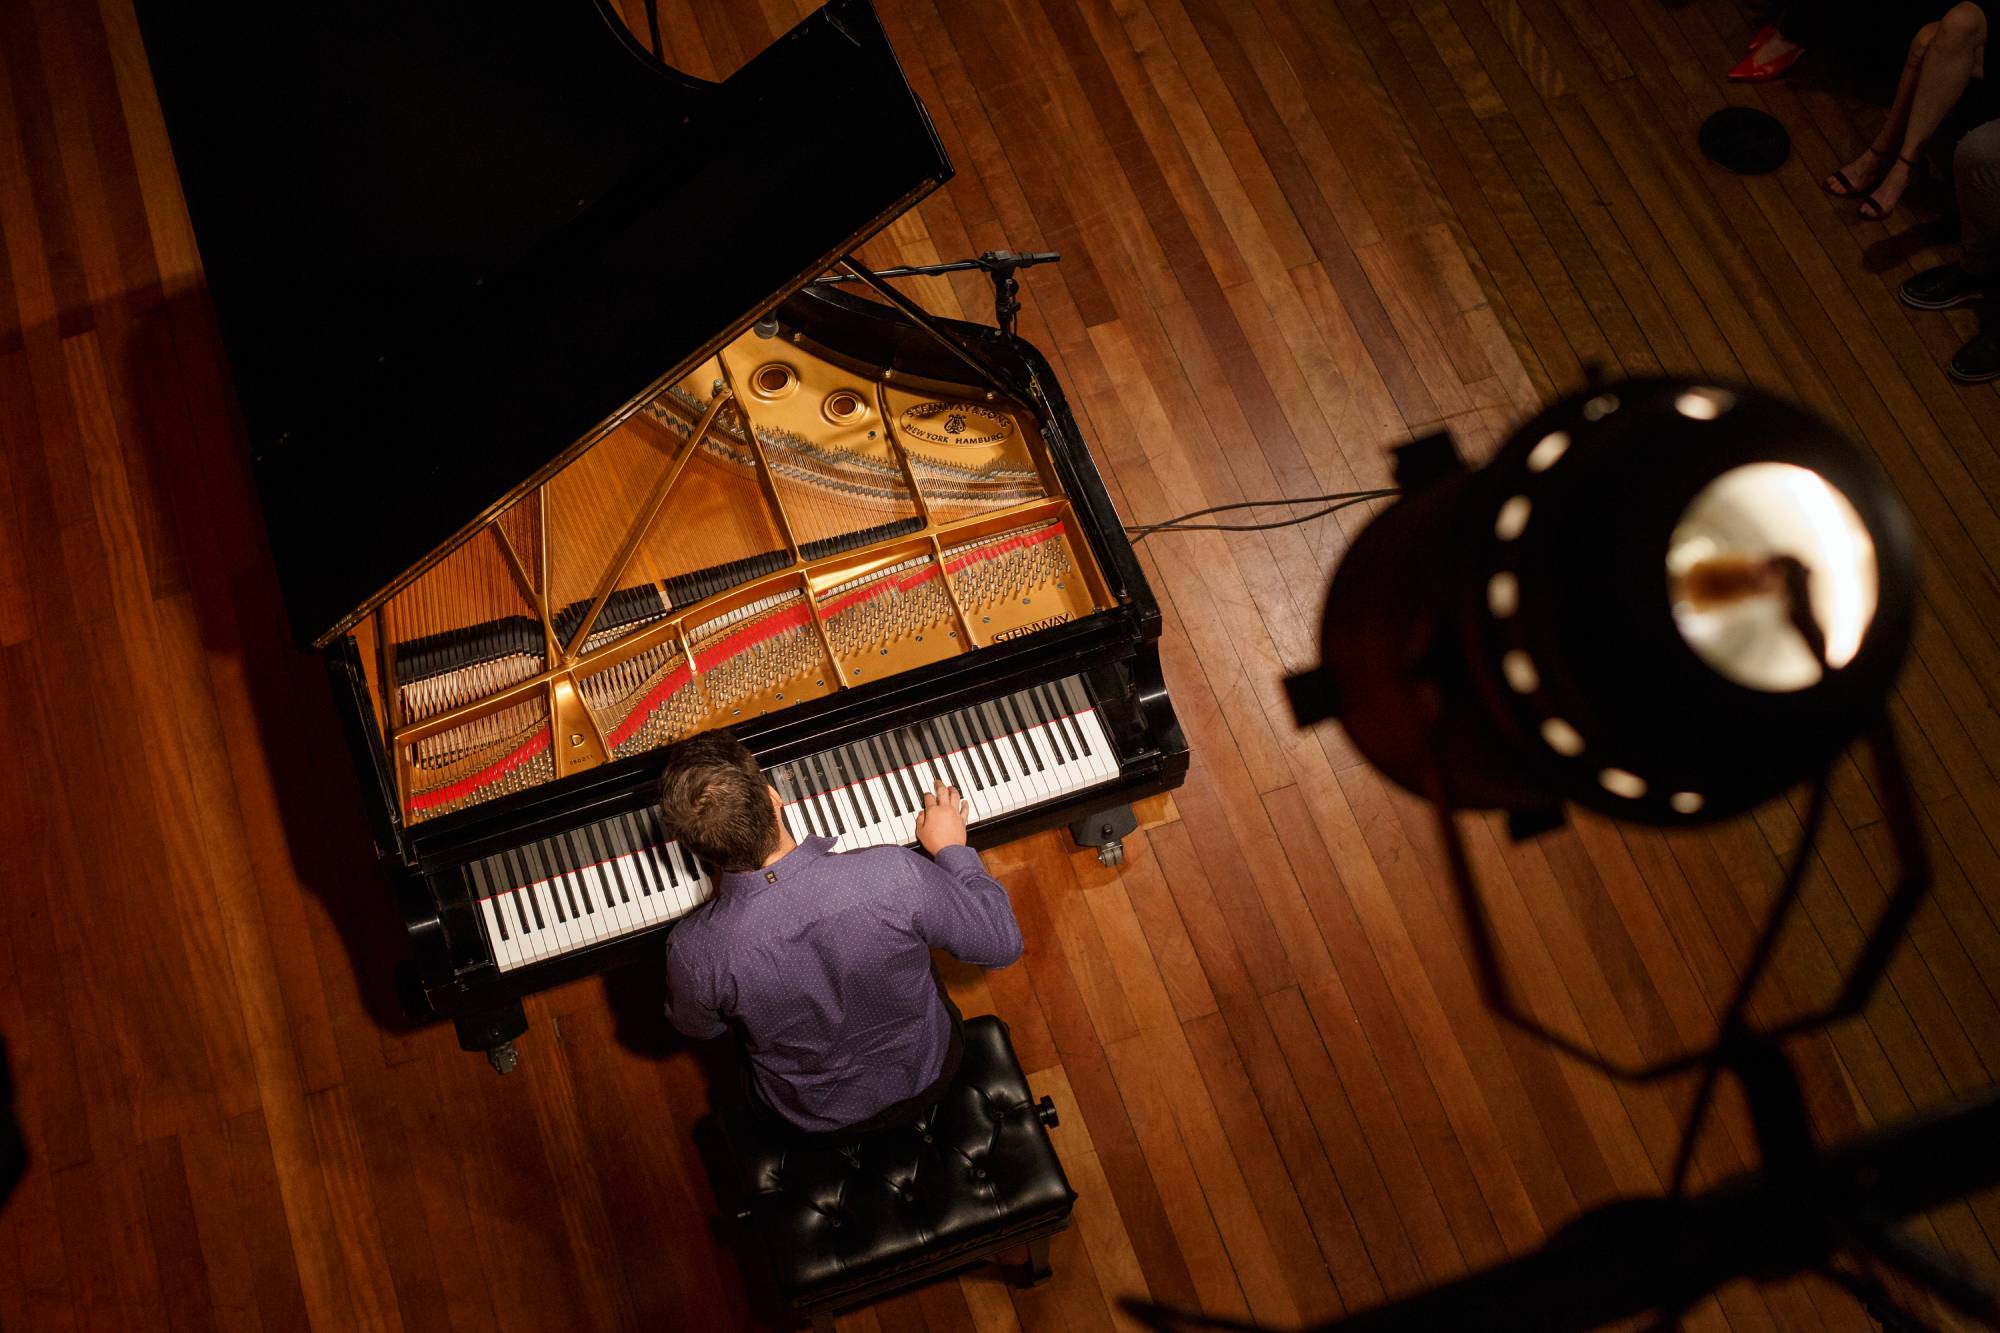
[1831,22,1935,196]
[1865,3,1989,218]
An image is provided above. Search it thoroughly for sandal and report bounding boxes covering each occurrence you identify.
[1859,154,1922,221]
[1824,140,1895,199]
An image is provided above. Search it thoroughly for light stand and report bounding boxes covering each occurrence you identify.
[1133,380,1997,1331]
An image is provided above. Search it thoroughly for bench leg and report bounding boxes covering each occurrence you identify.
[1022,1234,1055,1287]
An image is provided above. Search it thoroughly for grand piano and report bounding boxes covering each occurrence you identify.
[140,0,1188,1069]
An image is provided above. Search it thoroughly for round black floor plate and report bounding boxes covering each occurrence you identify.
[1700,106,1791,175]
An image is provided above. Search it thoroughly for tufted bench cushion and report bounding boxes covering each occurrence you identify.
[723,1015,1076,1322]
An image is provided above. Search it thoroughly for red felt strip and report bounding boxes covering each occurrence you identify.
[409,726,553,813]
[819,577,898,620]
[605,662,693,749]
[694,605,811,673]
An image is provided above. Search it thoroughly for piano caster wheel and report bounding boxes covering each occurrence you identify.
[1070,805,1137,869]
[456,1001,528,1074]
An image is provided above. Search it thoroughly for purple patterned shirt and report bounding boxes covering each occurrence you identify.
[664,835,1023,1132]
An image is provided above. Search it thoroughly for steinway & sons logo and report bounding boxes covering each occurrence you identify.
[993,614,1069,642]
[897,400,1014,448]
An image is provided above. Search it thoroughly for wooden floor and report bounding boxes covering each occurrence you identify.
[5,0,2000,1328]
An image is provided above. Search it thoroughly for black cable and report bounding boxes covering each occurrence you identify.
[1125,489,1398,543]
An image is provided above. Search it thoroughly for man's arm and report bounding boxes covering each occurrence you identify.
[663,935,729,1040]
[911,780,1024,967]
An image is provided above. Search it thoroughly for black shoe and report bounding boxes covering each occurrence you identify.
[1948,331,2000,383]
[1901,263,1992,310]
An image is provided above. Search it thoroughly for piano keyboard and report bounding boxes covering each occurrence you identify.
[770,677,1118,852]
[466,674,1117,971]
[468,810,717,973]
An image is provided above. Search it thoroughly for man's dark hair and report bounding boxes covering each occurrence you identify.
[655,730,781,873]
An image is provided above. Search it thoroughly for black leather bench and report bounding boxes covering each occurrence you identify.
[721,1016,1077,1330]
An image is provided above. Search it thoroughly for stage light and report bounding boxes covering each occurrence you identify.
[1286,378,1915,826]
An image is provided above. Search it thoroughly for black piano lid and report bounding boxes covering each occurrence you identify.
[137,0,951,647]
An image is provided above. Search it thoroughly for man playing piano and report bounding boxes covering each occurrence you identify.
[657,732,1024,1135]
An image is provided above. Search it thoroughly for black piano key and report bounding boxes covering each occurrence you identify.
[948,710,993,789]
[541,833,579,905]
[782,762,821,834]
[542,843,581,921]
[516,847,562,923]
[985,699,1029,774]
[832,740,880,824]
[1047,682,1088,759]
[596,813,632,858]
[820,757,852,836]
[972,703,1008,781]
[897,723,932,789]
[560,833,596,914]
[588,824,629,904]
[1058,677,1095,756]
[832,746,880,826]
[509,888,531,938]
[939,711,981,789]
[1035,684,1078,763]
[806,753,846,835]
[516,860,547,931]
[922,719,968,794]
[619,816,658,896]
[584,823,622,903]
[965,701,1009,781]
[1038,685,1077,765]
[501,846,528,898]
[1021,683,1059,758]
[1051,681,1088,757]
[914,722,949,790]
[655,818,683,885]
[883,731,922,805]
[864,736,905,814]
[1000,694,1045,771]
[521,844,559,922]
[979,701,1020,779]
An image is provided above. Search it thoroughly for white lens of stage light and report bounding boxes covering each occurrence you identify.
[1675,388,1734,421]
[1599,767,1647,799]
[1667,463,1877,692]
[1527,432,1570,472]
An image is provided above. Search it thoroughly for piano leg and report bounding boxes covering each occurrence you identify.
[1067,805,1137,867]
[455,999,529,1075]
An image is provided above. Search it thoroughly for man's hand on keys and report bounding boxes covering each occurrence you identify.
[916,779,969,855]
